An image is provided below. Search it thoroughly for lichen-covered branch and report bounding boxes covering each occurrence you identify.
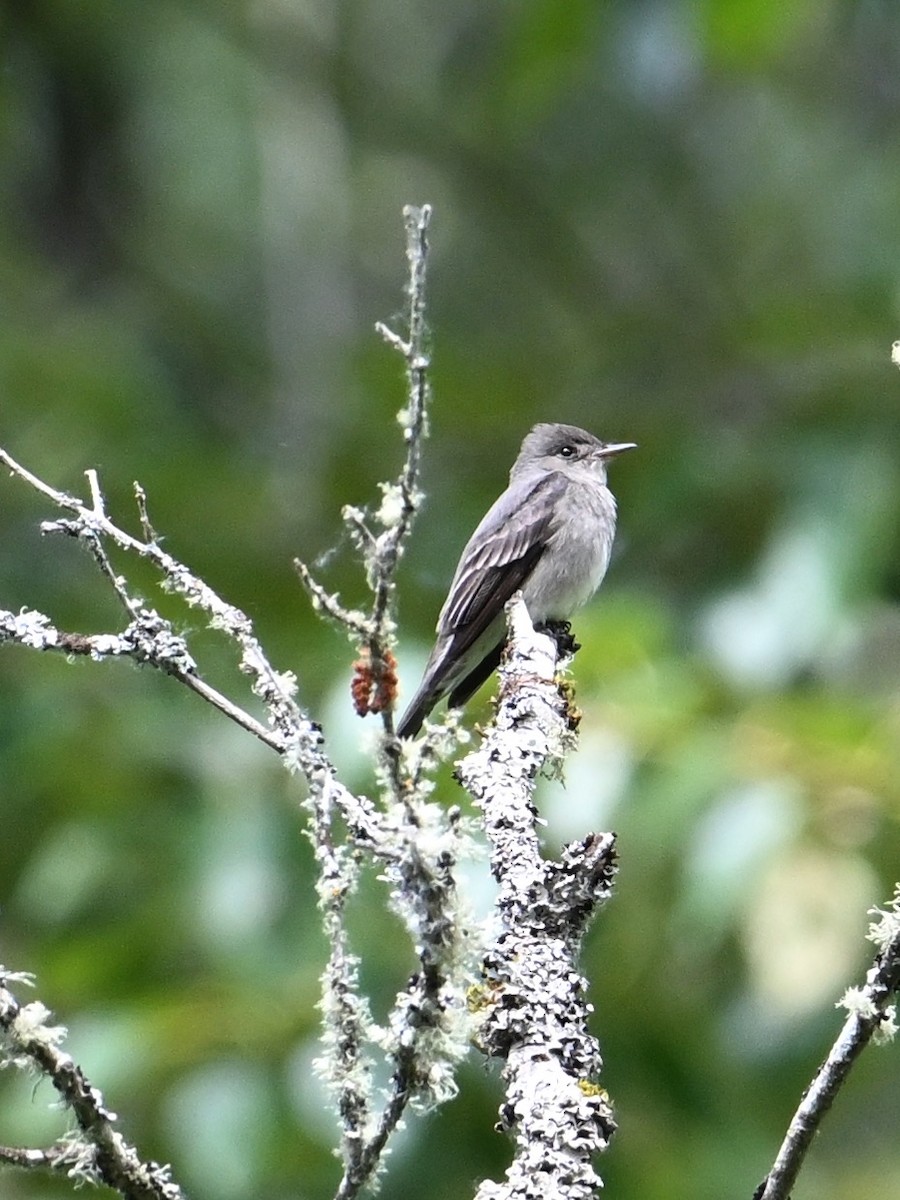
[334,795,473,1195]
[295,207,477,1198]
[0,971,186,1199]
[0,206,474,1200]
[296,203,433,744]
[0,450,467,1200]
[754,888,900,1200]
[457,596,617,1200]
[0,441,429,1196]
[0,206,624,1200]
[0,449,305,751]
[0,604,279,748]
[370,203,432,636]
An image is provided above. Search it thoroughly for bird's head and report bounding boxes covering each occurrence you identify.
[512,423,636,484]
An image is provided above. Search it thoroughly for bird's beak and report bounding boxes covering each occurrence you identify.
[596,442,637,460]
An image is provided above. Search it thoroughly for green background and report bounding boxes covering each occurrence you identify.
[2,1,900,1197]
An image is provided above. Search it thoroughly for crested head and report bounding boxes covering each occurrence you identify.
[511,422,636,483]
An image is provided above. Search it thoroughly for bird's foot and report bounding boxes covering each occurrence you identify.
[535,619,581,658]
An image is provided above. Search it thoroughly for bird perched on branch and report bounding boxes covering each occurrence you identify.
[396,422,635,738]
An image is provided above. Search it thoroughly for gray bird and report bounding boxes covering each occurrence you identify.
[396,423,635,738]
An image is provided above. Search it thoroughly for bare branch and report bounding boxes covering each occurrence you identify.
[374,322,410,355]
[332,794,473,1200]
[133,481,158,543]
[0,435,451,1196]
[755,888,900,1200]
[0,439,394,873]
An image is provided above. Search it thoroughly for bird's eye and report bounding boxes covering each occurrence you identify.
[558,444,576,459]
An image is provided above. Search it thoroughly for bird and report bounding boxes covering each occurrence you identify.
[395,422,635,738]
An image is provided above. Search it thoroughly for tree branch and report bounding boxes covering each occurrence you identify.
[0,207,475,1200]
[0,605,281,749]
[0,971,186,1199]
[295,203,432,749]
[0,206,626,1200]
[755,888,900,1200]
[457,595,617,1200]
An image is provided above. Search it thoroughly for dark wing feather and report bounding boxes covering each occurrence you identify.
[436,472,564,660]
[446,639,504,710]
[396,474,564,737]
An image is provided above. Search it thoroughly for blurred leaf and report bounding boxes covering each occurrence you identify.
[699,0,825,66]
[498,0,603,131]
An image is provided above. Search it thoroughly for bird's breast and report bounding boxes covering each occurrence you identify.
[522,484,617,621]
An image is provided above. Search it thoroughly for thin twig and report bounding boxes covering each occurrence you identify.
[755,891,900,1200]
[0,607,281,750]
[0,444,303,742]
[370,204,432,743]
[323,208,476,1200]
[295,559,371,639]
[0,972,186,1199]
[133,481,158,543]
[293,205,432,756]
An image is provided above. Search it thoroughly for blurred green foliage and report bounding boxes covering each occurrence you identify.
[2,1,900,1197]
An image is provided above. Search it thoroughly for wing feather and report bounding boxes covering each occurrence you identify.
[436,473,564,655]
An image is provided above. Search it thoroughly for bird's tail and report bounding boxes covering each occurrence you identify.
[395,684,439,739]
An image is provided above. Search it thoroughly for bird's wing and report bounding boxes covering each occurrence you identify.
[395,474,564,737]
[437,472,564,657]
